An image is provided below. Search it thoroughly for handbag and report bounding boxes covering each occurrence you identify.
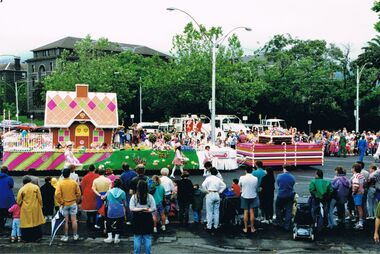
[4,217,12,229]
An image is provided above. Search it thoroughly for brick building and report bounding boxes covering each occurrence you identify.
[0,57,27,114]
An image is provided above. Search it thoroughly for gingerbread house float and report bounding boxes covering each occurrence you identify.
[44,84,118,148]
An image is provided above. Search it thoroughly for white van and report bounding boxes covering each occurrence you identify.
[138,122,160,134]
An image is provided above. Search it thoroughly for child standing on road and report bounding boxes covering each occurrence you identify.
[8,203,21,242]
[192,184,206,223]
[231,179,241,197]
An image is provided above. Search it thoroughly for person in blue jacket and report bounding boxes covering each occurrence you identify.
[0,166,16,230]
[358,135,368,162]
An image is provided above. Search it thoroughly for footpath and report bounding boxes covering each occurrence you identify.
[0,219,379,253]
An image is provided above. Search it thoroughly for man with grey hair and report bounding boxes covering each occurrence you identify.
[160,168,174,225]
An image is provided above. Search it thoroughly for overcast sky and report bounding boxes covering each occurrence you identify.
[0,0,378,60]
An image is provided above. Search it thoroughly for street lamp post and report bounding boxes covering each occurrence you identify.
[355,63,370,133]
[167,7,251,144]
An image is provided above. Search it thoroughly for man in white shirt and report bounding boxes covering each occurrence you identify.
[201,168,226,230]
[160,167,174,224]
[239,167,258,233]
[204,161,224,181]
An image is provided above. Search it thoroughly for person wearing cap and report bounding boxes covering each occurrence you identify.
[64,141,81,168]
[201,168,226,230]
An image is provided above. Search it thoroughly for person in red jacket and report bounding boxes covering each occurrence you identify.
[80,165,99,229]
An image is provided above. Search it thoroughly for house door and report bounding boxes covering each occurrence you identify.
[75,124,90,148]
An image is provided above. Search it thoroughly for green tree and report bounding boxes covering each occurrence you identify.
[160,22,267,119]
[256,35,354,129]
[372,1,380,32]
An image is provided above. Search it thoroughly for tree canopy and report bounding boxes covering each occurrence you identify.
[44,28,379,131]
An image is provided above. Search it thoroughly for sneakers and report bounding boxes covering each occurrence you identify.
[94,224,101,229]
[161,225,166,231]
[73,234,79,241]
[165,219,169,225]
[104,237,113,243]
[10,237,15,243]
[60,235,69,242]
[153,227,158,233]
[114,234,120,244]
[354,223,364,230]
[261,219,269,224]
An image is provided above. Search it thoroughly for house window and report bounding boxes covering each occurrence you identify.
[93,129,104,144]
[31,65,35,72]
[58,129,70,143]
[50,62,53,71]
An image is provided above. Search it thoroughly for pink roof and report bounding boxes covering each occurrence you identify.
[44,85,118,128]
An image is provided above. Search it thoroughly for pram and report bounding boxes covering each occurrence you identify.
[219,196,242,227]
[293,197,315,241]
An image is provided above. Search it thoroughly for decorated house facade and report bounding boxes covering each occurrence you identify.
[44,84,118,148]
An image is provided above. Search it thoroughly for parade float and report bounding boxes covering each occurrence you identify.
[1,84,237,171]
[1,84,322,171]
[237,132,324,167]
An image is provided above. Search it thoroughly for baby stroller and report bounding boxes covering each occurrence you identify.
[293,197,315,241]
[219,196,242,227]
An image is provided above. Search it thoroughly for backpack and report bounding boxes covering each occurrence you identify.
[143,176,156,195]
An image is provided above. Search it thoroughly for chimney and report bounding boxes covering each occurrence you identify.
[76,84,89,98]
[14,57,21,71]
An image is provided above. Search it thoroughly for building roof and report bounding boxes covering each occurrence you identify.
[0,62,27,72]
[32,36,169,58]
[44,85,118,129]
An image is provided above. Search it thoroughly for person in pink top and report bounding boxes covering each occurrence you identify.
[106,168,118,187]
[351,163,365,230]
[8,203,21,242]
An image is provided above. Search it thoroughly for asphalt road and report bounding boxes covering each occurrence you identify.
[1,155,380,253]
[4,155,379,199]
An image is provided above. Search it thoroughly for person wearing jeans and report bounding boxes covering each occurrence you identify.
[130,180,156,254]
[274,164,295,231]
[275,196,294,230]
[202,168,226,230]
